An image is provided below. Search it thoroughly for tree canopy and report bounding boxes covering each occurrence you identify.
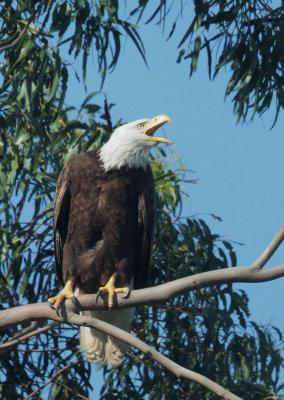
[134,0,283,126]
[0,1,283,399]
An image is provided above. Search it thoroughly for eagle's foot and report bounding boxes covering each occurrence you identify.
[48,280,74,314]
[96,274,130,310]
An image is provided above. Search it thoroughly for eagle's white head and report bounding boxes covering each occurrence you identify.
[100,114,171,171]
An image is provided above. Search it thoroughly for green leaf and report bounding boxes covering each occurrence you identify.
[191,35,201,74]
[46,53,61,103]
[121,21,147,67]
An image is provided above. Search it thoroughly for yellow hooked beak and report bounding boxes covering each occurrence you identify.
[143,114,171,144]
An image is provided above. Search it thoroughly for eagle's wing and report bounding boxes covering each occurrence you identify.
[53,159,71,285]
[135,165,156,289]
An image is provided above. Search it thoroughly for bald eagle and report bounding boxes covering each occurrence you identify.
[48,115,171,366]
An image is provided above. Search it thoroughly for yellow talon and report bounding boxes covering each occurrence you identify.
[96,274,130,310]
[48,280,74,309]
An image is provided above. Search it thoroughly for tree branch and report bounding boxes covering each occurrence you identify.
[251,225,284,269]
[66,311,242,400]
[0,22,30,53]
[1,226,283,400]
[15,311,241,400]
[23,360,90,400]
[0,262,283,329]
[51,381,91,400]
[1,225,283,328]
[0,322,58,355]
[0,0,45,53]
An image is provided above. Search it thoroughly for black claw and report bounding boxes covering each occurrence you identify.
[96,289,101,302]
[49,302,56,310]
[122,289,130,299]
[71,296,76,304]
[56,306,62,318]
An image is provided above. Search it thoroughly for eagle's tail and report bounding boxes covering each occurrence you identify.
[74,288,135,366]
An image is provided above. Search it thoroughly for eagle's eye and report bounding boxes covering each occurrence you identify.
[137,123,144,130]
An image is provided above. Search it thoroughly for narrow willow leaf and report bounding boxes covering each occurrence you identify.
[46,54,60,103]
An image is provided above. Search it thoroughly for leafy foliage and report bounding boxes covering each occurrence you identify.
[131,0,284,126]
[0,1,283,399]
[0,93,115,398]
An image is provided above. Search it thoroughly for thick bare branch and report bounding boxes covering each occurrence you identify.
[0,266,282,400]
[13,310,240,400]
[251,225,284,269]
[1,226,282,328]
[1,226,283,399]
[0,306,244,399]
[0,265,283,329]
[66,311,242,400]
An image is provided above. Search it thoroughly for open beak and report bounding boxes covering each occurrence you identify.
[143,114,171,144]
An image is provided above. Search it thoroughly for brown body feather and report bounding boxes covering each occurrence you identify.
[53,149,155,365]
[54,149,155,293]
[51,113,171,365]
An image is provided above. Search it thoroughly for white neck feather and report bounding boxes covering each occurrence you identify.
[99,127,153,171]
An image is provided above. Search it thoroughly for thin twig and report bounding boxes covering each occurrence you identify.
[23,360,89,400]
[0,0,45,53]
[0,322,58,354]
[10,321,38,340]
[12,347,79,352]
[0,22,30,53]
[54,381,91,400]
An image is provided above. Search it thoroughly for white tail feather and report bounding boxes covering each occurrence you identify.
[74,287,135,366]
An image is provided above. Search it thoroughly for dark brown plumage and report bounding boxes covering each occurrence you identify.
[54,149,155,296]
[49,114,171,365]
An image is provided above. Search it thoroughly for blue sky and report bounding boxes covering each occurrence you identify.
[66,8,284,325]
[64,4,283,397]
